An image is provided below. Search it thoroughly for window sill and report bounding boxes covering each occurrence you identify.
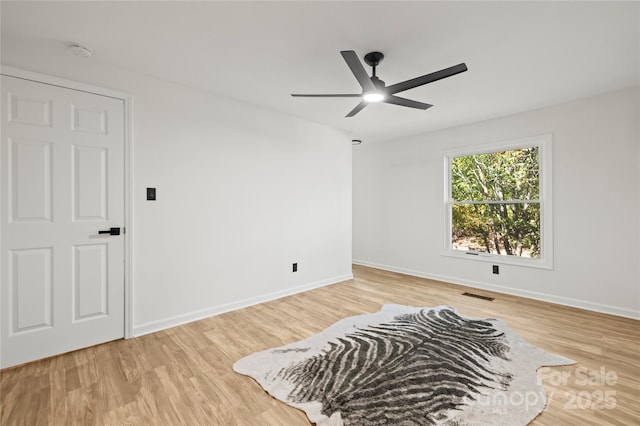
[441,250,553,270]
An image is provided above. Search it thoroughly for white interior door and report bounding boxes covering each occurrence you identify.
[1,75,125,368]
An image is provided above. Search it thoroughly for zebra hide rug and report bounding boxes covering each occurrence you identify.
[233,304,574,425]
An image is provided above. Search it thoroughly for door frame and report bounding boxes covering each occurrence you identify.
[0,65,134,339]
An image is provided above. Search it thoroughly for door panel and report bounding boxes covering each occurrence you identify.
[9,138,53,222]
[73,243,108,321]
[71,104,107,134]
[8,92,53,127]
[73,145,108,220]
[10,247,53,333]
[1,75,125,368]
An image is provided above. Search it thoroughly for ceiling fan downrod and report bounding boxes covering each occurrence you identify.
[364,51,384,78]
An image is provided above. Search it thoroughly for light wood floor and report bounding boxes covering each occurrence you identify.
[1,265,638,425]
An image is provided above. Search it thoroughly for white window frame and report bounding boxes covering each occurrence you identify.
[443,134,553,269]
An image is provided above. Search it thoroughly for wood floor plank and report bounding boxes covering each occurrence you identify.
[1,264,638,425]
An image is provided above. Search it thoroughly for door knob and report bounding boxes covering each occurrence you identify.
[98,227,120,236]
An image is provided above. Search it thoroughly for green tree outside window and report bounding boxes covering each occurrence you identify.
[451,147,540,258]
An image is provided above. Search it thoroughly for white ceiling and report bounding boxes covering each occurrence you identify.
[1,1,638,143]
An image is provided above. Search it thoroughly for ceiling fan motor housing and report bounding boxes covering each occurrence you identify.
[370,76,386,89]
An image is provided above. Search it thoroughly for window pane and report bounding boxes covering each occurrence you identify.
[452,203,541,258]
[451,147,539,202]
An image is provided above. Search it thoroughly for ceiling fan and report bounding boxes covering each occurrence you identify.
[291,50,467,118]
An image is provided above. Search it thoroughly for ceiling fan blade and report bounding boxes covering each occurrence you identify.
[291,94,361,97]
[341,50,376,92]
[345,101,367,118]
[383,95,433,110]
[386,63,468,95]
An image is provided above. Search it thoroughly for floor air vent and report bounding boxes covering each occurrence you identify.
[462,292,495,301]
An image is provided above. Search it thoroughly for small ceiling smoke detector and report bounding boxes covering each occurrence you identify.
[69,44,93,58]
[352,139,362,145]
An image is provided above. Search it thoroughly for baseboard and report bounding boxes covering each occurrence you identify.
[352,259,640,320]
[133,273,354,337]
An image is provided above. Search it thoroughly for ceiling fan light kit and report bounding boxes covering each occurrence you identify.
[363,92,384,102]
[291,50,467,117]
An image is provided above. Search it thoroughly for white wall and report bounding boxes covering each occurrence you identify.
[1,49,352,335]
[126,75,352,334]
[354,88,640,319]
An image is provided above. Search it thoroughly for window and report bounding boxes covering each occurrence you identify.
[444,135,552,269]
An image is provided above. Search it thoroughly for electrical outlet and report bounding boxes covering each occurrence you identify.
[492,265,499,274]
[146,187,156,201]
[292,263,298,272]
